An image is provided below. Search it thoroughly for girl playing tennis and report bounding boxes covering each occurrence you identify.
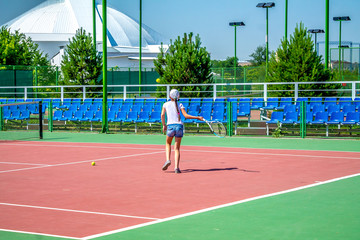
[161,89,204,173]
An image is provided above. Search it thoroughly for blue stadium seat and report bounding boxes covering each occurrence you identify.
[197,110,211,122]
[136,111,150,122]
[201,103,212,113]
[238,105,250,117]
[83,111,95,121]
[92,111,102,122]
[338,97,352,110]
[125,112,138,122]
[212,111,225,122]
[120,105,131,112]
[309,112,328,124]
[324,97,337,110]
[282,111,299,124]
[149,111,161,123]
[142,105,153,112]
[19,110,30,120]
[8,110,21,120]
[109,105,120,112]
[309,97,323,110]
[276,97,293,110]
[311,104,325,116]
[3,110,10,120]
[295,97,308,111]
[108,111,116,122]
[73,110,84,121]
[63,111,74,121]
[326,112,344,125]
[53,110,63,121]
[342,105,356,117]
[266,112,284,135]
[354,98,360,110]
[342,112,360,125]
[284,105,296,115]
[326,104,340,116]
[262,98,279,110]
[238,98,251,107]
[114,112,127,122]
[266,112,284,124]
[251,98,264,110]
[131,105,142,112]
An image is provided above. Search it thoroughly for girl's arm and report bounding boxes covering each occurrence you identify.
[181,108,204,121]
[161,107,167,132]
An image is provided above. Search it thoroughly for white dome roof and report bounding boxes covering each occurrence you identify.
[4,0,165,47]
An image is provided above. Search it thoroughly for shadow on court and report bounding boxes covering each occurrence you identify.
[180,168,260,173]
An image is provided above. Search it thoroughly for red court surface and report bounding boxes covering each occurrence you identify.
[1,141,360,239]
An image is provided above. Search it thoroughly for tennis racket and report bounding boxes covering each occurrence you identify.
[204,119,227,138]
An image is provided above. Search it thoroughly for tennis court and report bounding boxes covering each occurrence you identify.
[1,133,360,239]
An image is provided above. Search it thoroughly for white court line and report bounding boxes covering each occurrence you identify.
[0,228,80,240]
[0,151,164,174]
[0,142,161,151]
[2,143,360,160]
[0,202,159,220]
[0,162,50,166]
[182,149,360,160]
[83,172,360,240]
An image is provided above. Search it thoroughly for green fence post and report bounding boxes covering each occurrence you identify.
[227,101,233,137]
[49,100,53,132]
[300,101,306,138]
[0,106,3,131]
[34,66,38,98]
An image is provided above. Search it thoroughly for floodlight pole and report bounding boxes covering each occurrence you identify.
[229,22,245,84]
[139,0,142,96]
[257,3,274,77]
[339,20,342,75]
[266,7,269,76]
[285,0,288,41]
[325,0,329,69]
[101,0,108,133]
[234,25,237,83]
[92,0,96,51]
[334,16,351,80]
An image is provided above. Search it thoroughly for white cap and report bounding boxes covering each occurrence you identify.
[169,89,180,100]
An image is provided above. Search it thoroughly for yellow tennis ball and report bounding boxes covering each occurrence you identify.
[156,78,160,83]
[91,161,96,166]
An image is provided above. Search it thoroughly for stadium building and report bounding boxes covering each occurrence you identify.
[2,0,168,68]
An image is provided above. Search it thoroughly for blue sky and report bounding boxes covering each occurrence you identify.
[1,0,359,61]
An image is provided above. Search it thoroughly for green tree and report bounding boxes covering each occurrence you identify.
[249,45,266,66]
[0,26,49,66]
[267,23,339,97]
[154,32,213,97]
[61,28,102,86]
[211,56,239,69]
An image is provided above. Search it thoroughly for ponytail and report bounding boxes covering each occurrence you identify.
[174,98,180,121]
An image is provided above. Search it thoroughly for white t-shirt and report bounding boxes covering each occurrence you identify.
[163,101,185,125]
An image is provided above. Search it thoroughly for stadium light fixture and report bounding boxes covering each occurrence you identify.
[256,2,275,77]
[229,21,245,82]
[333,16,351,78]
[308,29,325,54]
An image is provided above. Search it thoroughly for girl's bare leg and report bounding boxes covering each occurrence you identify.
[174,137,182,169]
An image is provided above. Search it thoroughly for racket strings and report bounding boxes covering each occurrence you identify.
[210,122,226,137]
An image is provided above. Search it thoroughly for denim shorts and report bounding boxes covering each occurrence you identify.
[166,124,184,138]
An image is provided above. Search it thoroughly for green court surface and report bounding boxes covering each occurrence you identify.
[94,175,360,240]
[37,131,360,152]
[1,132,360,240]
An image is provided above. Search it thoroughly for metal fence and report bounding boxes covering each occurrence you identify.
[0,81,359,101]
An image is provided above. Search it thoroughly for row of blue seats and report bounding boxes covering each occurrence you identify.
[53,110,162,123]
[267,111,360,126]
[266,111,360,136]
